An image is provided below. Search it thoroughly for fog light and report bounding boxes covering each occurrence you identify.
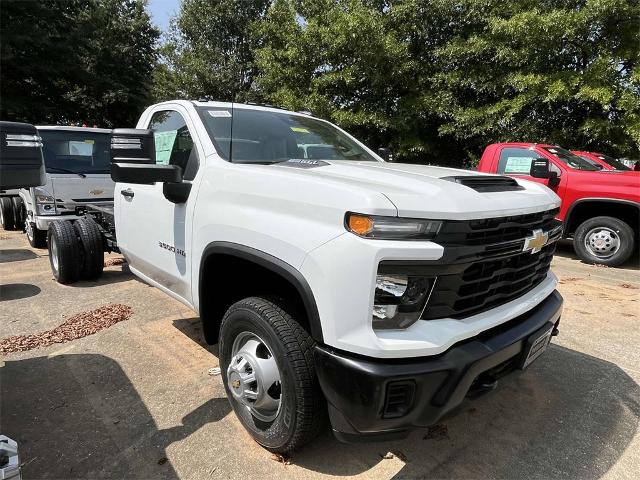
[373,275,433,329]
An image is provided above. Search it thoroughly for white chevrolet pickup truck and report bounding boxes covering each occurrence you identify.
[46,100,564,453]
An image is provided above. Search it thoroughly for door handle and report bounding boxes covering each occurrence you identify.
[120,189,134,198]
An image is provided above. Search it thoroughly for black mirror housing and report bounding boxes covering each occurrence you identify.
[378,147,393,162]
[110,128,155,164]
[111,163,183,184]
[0,121,46,189]
[530,158,552,178]
[530,157,560,187]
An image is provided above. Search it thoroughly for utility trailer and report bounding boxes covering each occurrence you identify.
[47,203,119,284]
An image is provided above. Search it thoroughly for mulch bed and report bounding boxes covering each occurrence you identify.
[104,257,127,267]
[0,304,133,354]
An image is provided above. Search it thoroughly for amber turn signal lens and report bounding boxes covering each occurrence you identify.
[348,214,374,235]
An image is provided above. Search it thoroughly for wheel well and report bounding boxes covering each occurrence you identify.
[199,250,321,345]
[565,201,639,236]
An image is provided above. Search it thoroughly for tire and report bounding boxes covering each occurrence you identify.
[47,221,82,284]
[26,220,48,248]
[0,197,15,230]
[220,297,326,453]
[74,217,104,280]
[574,216,635,267]
[10,196,25,230]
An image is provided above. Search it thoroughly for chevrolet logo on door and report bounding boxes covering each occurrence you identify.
[523,229,549,254]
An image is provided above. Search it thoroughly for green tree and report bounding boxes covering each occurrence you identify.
[424,0,640,159]
[256,0,640,164]
[1,0,159,127]
[152,0,271,102]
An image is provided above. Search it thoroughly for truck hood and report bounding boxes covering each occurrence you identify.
[275,161,560,219]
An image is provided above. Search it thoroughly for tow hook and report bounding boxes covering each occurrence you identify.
[467,374,498,399]
[551,327,560,337]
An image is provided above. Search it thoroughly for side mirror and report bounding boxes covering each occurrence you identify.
[111,163,183,184]
[110,128,156,164]
[0,121,46,189]
[378,147,393,162]
[530,158,560,187]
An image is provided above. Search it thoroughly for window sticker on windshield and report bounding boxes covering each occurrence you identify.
[208,110,232,118]
[291,127,310,133]
[84,139,95,144]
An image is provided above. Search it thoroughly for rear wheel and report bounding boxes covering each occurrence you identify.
[26,220,48,248]
[0,197,15,230]
[48,221,82,284]
[10,197,25,230]
[574,216,635,267]
[74,218,104,280]
[220,297,325,453]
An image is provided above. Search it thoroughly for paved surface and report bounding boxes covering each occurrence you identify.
[1,229,639,480]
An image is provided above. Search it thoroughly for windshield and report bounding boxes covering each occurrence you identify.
[39,130,111,174]
[197,106,378,164]
[542,146,599,171]
[596,154,631,171]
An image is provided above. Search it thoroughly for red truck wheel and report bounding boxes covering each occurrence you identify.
[574,216,635,267]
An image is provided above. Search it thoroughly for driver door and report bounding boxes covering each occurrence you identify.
[116,107,201,305]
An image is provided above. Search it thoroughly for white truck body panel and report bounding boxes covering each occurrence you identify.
[112,101,561,359]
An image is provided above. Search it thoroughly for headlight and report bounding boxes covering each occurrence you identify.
[346,213,442,240]
[35,194,54,203]
[34,188,56,215]
[372,274,434,329]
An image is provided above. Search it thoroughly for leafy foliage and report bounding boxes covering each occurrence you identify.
[0,0,159,127]
[152,0,271,102]
[254,0,639,163]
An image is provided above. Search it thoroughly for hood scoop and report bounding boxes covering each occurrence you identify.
[442,175,524,192]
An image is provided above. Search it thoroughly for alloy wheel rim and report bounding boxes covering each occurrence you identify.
[584,227,620,259]
[227,331,282,422]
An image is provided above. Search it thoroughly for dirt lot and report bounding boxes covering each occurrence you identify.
[1,229,639,480]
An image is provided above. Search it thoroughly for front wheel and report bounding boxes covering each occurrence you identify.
[25,220,47,248]
[219,297,326,453]
[574,216,635,267]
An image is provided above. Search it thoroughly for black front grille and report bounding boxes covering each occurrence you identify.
[400,208,562,320]
[422,243,556,319]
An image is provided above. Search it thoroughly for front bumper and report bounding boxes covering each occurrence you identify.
[33,214,81,230]
[315,290,563,442]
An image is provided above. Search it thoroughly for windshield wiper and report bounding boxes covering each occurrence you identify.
[47,167,87,178]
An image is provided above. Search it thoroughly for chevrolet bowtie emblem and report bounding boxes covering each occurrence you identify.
[523,229,549,254]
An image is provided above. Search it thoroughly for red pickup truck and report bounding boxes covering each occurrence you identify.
[477,143,640,266]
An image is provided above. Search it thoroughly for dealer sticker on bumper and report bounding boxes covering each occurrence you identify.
[521,323,554,369]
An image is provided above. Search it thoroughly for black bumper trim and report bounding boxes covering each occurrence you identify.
[314,290,563,441]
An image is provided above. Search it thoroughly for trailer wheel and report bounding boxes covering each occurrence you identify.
[26,220,47,248]
[48,221,81,284]
[0,197,15,230]
[74,217,104,280]
[10,196,25,230]
[220,296,326,453]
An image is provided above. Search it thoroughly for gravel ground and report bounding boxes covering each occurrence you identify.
[1,229,639,480]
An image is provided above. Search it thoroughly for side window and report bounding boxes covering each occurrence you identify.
[148,110,199,180]
[497,147,540,174]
